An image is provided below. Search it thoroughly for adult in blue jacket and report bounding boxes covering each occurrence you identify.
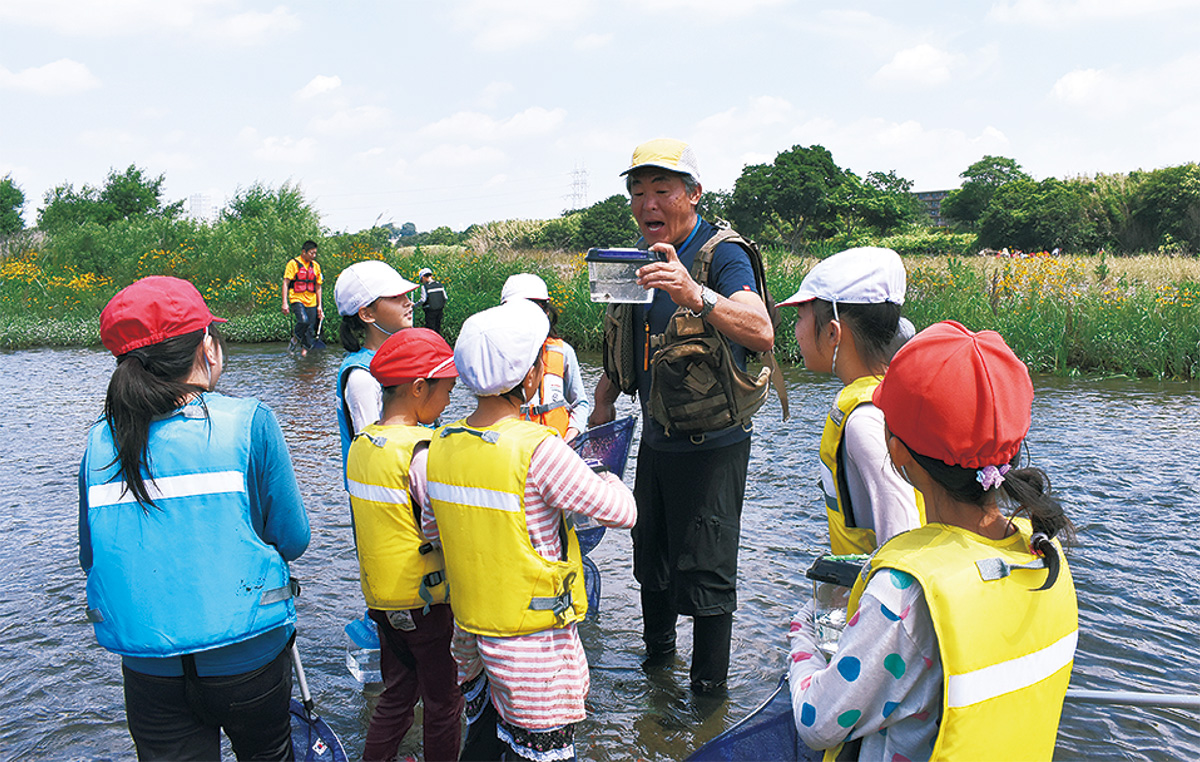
[79,276,310,761]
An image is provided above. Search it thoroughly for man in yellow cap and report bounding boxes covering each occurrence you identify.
[590,138,775,696]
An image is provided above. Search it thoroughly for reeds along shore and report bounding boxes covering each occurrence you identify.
[3,242,1200,380]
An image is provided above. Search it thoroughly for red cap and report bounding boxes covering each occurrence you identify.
[370,328,457,387]
[873,320,1032,470]
[100,276,227,356]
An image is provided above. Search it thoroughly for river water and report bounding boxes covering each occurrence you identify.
[2,344,1199,761]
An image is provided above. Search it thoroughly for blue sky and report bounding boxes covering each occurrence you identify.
[2,0,1198,234]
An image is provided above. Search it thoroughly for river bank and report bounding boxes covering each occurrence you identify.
[3,247,1200,378]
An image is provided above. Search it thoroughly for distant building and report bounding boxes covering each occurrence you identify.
[188,194,218,222]
[914,189,951,227]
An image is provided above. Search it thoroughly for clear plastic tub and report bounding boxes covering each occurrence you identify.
[585,248,659,303]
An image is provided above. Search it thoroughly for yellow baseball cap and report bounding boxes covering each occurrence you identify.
[620,138,701,185]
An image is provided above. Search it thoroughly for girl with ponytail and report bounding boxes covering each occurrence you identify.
[80,276,309,760]
[787,321,1078,762]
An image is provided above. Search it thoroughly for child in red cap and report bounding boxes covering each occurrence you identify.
[80,276,309,760]
[345,328,463,762]
[779,246,923,555]
[787,321,1078,762]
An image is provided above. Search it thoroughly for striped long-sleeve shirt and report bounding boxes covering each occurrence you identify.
[421,432,636,729]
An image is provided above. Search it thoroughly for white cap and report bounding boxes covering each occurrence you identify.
[418,267,433,278]
[500,273,550,304]
[454,299,549,396]
[779,247,906,307]
[335,260,419,316]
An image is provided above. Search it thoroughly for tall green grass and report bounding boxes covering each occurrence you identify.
[4,237,1199,380]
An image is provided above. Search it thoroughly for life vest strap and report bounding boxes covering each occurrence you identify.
[259,578,300,606]
[528,571,577,617]
[440,426,501,444]
[521,399,567,416]
[976,556,1047,581]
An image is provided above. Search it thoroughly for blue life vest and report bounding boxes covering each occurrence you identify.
[81,393,296,658]
[337,348,376,489]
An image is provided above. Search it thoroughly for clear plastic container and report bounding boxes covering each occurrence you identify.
[811,581,851,658]
[344,612,382,685]
[584,248,659,303]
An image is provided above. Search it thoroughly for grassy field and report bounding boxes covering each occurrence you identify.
[3,242,1199,380]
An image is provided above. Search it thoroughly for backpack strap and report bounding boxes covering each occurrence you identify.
[688,223,790,420]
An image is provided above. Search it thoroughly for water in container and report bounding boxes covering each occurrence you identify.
[585,248,660,303]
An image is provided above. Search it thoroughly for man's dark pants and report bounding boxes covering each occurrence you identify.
[632,437,750,691]
[289,302,319,348]
[423,308,443,336]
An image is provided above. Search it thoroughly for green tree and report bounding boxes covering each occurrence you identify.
[0,174,25,235]
[978,177,1095,252]
[38,165,181,233]
[942,156,1032,229]
[575,194,639,248]
[1132,163,1200,254]
[221,181,317,227]
[831,170,922,237]
[727,144,849,252]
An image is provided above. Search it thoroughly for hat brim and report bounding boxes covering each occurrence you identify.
[619,162,693,179]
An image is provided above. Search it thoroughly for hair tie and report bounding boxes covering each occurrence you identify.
[1029,531,1050,556]
[976,463,1011,491]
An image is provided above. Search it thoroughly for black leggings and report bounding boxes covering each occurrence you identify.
[122,646,294,761]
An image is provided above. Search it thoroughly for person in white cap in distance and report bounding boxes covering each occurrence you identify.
[423,299,636,761]
[590,138,775,698]
[415,267,448,336]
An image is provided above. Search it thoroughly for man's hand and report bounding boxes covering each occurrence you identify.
[589,375,619,427]
[636,243,704,313]
[281,303,290,314]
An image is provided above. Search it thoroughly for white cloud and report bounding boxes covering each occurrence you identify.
[309,106,391,136]
[625,0,789,19]
[873,44,959,88]
[988,0,1199,25]
[202,6,301,45]
[77,129,137,149]
[0,0,298,42]
[477,81,515,109]
[418,107,566,141]
[452,0,593,51]
[416,144,507,168]
[0,59,100,95]
[296,75,342,100]
[573,33,610,51]
[239,128,317,163]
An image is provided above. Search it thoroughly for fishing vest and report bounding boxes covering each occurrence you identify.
[347,424,448,612]
[427,417,586,636]
[289,258,318,294]
[819,376,925,555]
[81,394,296,658]
[422,281,447,310]
[831,519,1077,762]
[337,347,376,489]
[603,223,789,437]
[521,338,570,436]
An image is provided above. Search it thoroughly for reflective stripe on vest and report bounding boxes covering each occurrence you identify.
[819,375,925,555]
[347,424,447,611]
[836,519,1077,762]
[427,417,586,636]
[521,338,570,436]
[82,394,294,658]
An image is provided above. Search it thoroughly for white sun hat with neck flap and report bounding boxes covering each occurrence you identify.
[779,246,907,307]
[454,299,550,396]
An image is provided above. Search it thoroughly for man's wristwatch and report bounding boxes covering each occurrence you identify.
[697,286,718,319]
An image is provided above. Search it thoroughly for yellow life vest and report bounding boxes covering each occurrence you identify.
[427,417,587,637]
[522,338,570,436]
[347,424,448,611]
[831,519,1077,762]
[819,375,925,555]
